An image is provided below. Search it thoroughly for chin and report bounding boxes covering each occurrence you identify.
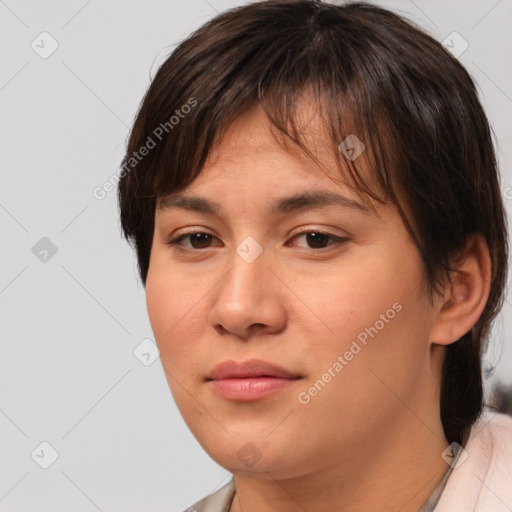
[200,434,300,477]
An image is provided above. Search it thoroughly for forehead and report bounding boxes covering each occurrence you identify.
[189,101,378,199]
[156,103,386,219]
[206,99,334,167]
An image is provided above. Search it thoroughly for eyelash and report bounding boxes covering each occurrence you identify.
[166,227,348,253]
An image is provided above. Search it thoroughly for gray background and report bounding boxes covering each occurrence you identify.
[1,0,511,510]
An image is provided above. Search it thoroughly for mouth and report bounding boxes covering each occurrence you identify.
[206,359,303,401]
[207,358,301,380]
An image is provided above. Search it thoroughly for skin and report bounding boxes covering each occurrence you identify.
[145,102,491,512]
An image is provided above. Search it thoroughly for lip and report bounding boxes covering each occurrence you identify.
[207,359,302,401]
[208,358,300,380]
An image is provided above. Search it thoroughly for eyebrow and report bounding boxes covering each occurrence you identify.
[157,190,371,215]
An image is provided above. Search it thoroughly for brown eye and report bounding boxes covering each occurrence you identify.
[167,232,219,249]
[303,232,332,249]
[290,230,345,250]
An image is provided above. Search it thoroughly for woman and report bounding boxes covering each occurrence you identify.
[118,1,512,510]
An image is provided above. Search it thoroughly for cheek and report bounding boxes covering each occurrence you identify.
[145,262,204,367]
[292,248,421,346]
[331,268,431,410]
[145,265,211,422]
[296,243,430,386]
[145,270,174,340]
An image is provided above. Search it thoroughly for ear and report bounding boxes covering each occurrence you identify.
[430,233,492,346]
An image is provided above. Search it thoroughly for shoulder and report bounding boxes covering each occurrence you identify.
[467,409,512,471]
[476,409,512,444]
[435,410,512,512]
[181,477,236,512]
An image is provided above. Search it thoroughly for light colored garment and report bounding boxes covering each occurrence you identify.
[434,410,512,511]
[183,410,512,512]
[184,478,235,512]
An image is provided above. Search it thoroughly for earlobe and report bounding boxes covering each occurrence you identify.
[430,234,491,346]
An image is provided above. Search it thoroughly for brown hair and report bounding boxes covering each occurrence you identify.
[118,0,508,444]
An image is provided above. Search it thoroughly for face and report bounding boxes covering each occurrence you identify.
[146,103,441,480]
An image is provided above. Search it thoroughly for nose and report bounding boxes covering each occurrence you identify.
[208,242,287,340]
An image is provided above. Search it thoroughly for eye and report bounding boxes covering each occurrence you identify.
[166,230,220,250]
[165,228,348,252]
[288,229,347,250]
